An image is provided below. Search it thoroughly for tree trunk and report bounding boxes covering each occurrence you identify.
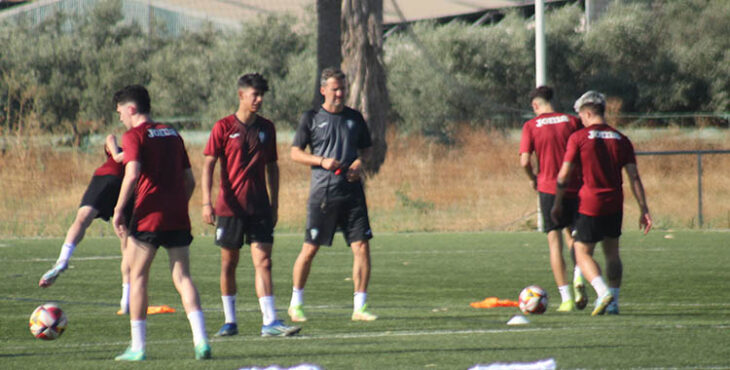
[313,0,342,108]
[341,0,389,174]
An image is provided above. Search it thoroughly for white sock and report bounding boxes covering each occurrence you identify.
[353,292,367,311]
[187,310,208,346]
[120,283,130,312]
[57,243,75,267]
[290,288,304,307]
[558,285,572,302]
[259,296,277,326]
[590,276,609,297]
[221,295,236,324]
[130,319,146,352]
[574,266,584,281]
[609,287,620,304]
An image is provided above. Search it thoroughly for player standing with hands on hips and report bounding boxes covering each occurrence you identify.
[288,67,377,322]
[519,86,587,312]
[201,73,300,337]
[551,91,652,316]
[111,85,210,361]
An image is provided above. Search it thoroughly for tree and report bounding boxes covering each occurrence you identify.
[313,0,342,108]
[341,0,389,174]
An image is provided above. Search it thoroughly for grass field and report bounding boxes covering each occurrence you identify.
[1,231,729,369]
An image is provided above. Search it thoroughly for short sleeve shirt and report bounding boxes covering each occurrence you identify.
[563,124,636,216]
[519,112,582,195]
[203,114,277,217]
[93,148,124,177]
[292,106,371,200]
[122,122,192,232]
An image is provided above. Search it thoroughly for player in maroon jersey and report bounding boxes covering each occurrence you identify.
[519,86,587,312]
[201,73,299,337]
[38,134,134,314]
[111,85,210,361]
[552,91,652,316]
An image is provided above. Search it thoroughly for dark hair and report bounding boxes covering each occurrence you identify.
[529,85,553,102]
[113,85,151,114]
[320,67,346,87]
[237,73,269,93]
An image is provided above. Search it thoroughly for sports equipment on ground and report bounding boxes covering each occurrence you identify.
[591,292,614,316]
[261,320,301,337]
[518,285,548,314]
[288,305,308,322]
[215,322,238,337]
[573,275,588,310]
[351,304,378,321]
[29,303,67,340]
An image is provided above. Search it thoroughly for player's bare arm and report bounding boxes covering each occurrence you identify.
[519,152,538,190]
[625,163,652,234]
[266,161,280,226]
[347,147,370,182]
[551,161,574,223]
[113,160,141,238]
[290,146,340,170]
[106,135,124,163]
[201,155,217,225]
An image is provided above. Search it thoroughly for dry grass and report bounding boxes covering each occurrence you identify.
[1,126,729,237]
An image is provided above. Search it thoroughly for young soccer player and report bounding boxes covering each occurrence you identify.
[552,90,652,316]
[39,134,134,314]
[111,85,210,360]
[519,86,587,312]
[201,73,300,337]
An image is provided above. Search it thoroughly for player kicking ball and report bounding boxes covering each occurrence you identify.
[552,91,652,316]
[39,134,134,315]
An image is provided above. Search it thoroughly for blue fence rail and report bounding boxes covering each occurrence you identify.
[636,150,730,227]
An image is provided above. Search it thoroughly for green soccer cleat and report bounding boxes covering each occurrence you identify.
[591,292,614,316]
[556,300,575,312]
[114,347,146,361]
[261,320,301,337]
[288,305,308,322]
[606,301,620,315]
[194,341,212,360]
[351,304,378,321]
[39,262,67,288]
[573,275,588,310]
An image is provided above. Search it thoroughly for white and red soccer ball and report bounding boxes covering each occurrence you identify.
[29,303,67,340]
[518,285,548,314]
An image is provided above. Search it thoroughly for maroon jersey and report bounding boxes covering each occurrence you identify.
[520,112,582,195]
[93,148,124,177]
[563,124,636,216]
[122,122,192,232]
[203,114,277,217]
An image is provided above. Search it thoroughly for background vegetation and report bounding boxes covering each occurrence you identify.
[1,0,729,144]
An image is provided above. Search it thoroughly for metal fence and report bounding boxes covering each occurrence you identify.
[636,150,730,228]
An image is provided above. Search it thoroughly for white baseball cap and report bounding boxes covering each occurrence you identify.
[573,90,606,113]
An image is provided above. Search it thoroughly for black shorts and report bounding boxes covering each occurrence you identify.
[130,228,193,249]
[80,175,124,221]
[539,192,578,233]
[573,212,622,244]
[215,214,274,249]
[305,187,373,247]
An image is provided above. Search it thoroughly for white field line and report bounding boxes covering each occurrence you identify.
[4,323,730,353]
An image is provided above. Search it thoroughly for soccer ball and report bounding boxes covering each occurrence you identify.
[518,285,548,314]
[29,303,67,340]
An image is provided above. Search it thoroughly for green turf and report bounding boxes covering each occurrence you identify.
[1,231,729,369]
